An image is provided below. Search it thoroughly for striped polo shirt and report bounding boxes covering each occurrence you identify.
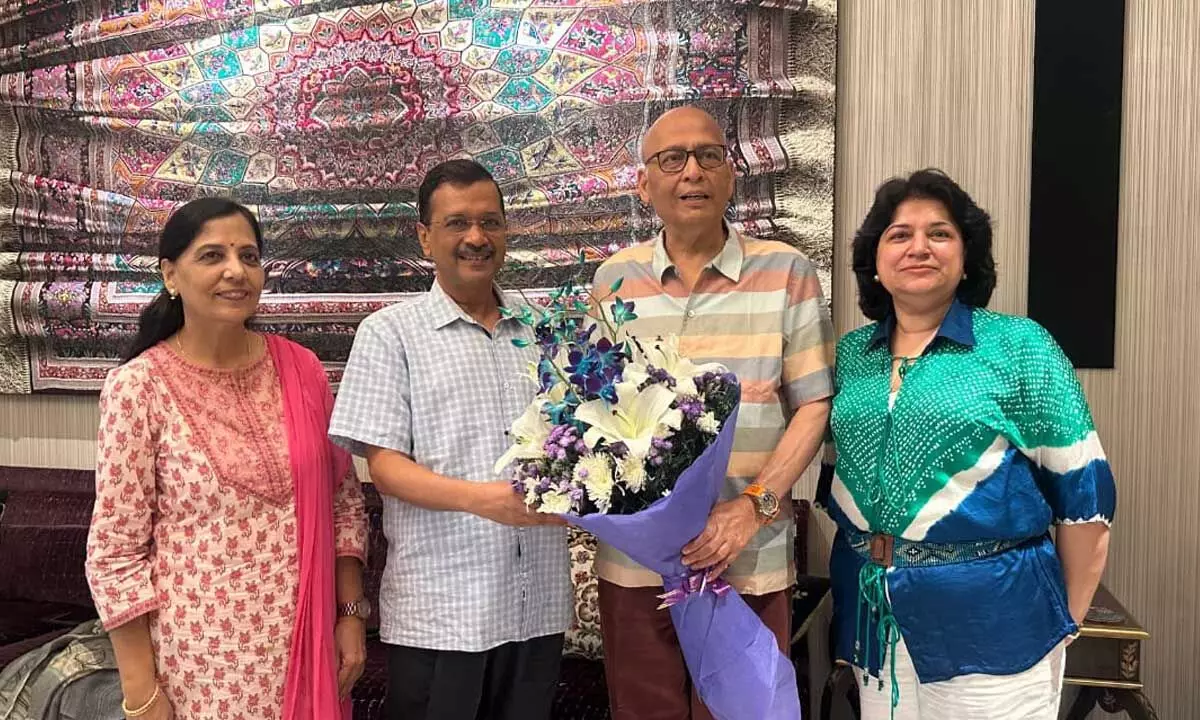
[591,222,835,595]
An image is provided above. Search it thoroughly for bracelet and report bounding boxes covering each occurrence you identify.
[122,685,160,717]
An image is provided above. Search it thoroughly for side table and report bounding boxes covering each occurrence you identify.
[1063,584,1158,719]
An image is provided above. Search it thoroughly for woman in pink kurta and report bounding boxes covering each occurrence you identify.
[85,198,368,720]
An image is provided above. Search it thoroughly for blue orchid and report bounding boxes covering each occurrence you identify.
[610,297,638,325]
[566,337,626,402]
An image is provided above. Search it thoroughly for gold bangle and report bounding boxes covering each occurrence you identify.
[121,685,160,717]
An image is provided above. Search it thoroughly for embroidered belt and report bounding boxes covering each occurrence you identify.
[844,526,1033,569]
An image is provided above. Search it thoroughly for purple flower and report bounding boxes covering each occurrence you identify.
[678,397,704,419]
[636,364,678,391]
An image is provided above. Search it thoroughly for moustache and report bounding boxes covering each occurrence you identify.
[456,244,495,260]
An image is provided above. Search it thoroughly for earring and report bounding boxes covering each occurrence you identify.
[872,274,880,282]
[962,272,968,279]
[166,287,178,300]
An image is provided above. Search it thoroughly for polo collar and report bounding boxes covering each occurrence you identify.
[650,220,744,284]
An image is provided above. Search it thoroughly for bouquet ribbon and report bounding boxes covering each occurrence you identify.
[657,572,735,610]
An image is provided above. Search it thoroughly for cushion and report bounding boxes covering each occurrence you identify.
[0,488,97,608]
[563,528,604,660]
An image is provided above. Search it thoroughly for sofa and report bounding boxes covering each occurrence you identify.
[0,466,826,719]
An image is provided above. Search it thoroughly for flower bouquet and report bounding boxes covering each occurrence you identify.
[495,273,801,720]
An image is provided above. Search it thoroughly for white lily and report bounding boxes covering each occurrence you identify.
[574,380,682,458]
[631,335,725,396]
[493,401,552,474]
[545,379,569,406]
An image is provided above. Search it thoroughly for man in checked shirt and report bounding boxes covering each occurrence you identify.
[330,159,570,720]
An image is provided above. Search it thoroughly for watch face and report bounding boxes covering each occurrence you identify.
[357,598,372,620]
[759,491,781,518]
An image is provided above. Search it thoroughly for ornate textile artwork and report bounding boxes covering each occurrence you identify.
[0,0,836,392]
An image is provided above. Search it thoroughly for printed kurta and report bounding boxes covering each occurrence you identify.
[85,342,367,720]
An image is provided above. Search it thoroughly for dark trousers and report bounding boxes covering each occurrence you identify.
[386,634,564,720]
[597,579,792,720]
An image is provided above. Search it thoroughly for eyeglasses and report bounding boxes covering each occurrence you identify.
[428,216,507,237]
[643,144,728,174]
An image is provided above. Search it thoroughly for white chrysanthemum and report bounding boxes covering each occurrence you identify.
[617,454,649,493]
[575,453,615,512]
[697,411,720,435]
[537,489,573,514]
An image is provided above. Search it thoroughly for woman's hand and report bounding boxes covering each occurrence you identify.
[123,685,173,719]
[335,616,367,699]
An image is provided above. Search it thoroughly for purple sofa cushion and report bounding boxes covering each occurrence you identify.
[0,469,97,608]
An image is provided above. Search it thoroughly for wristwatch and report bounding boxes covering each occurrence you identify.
[742,483,781,524]
[337,597,372,621]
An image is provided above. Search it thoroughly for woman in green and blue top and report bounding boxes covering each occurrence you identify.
[818,169,1114,719]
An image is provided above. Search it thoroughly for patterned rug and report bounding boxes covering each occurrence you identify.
[0,0,836,392]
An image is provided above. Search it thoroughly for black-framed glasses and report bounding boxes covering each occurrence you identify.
[428,216,507,237]
[643,144,728,173]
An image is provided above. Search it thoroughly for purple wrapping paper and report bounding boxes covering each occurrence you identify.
[569,403,802,720]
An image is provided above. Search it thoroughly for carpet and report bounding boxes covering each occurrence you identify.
[0,0,836,392]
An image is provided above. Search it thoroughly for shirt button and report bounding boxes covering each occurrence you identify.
[686,310,696,318]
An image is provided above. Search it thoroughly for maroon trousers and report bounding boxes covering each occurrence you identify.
[597,579,792,720]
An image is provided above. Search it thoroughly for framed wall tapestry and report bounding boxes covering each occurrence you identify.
[0,0,836,392]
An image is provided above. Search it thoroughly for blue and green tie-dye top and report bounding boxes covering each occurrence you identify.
[817,300,1116,682]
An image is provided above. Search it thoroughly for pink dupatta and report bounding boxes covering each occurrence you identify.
[269,335,353,720]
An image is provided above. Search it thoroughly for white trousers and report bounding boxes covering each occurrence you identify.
[856,635,1067,720]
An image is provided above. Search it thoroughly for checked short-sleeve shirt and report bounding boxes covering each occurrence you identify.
[329,280,571,652]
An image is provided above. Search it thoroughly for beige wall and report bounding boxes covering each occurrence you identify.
[831,1,1199,718]
[1,0,1196,716]
[1074,1,1200,716]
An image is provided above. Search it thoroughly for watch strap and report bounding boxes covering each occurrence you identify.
[337,598,369,619]
[742,483,780,522]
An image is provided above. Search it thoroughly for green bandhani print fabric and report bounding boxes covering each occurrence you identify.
[817,299,1116,686]
[826,301,1115,541]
